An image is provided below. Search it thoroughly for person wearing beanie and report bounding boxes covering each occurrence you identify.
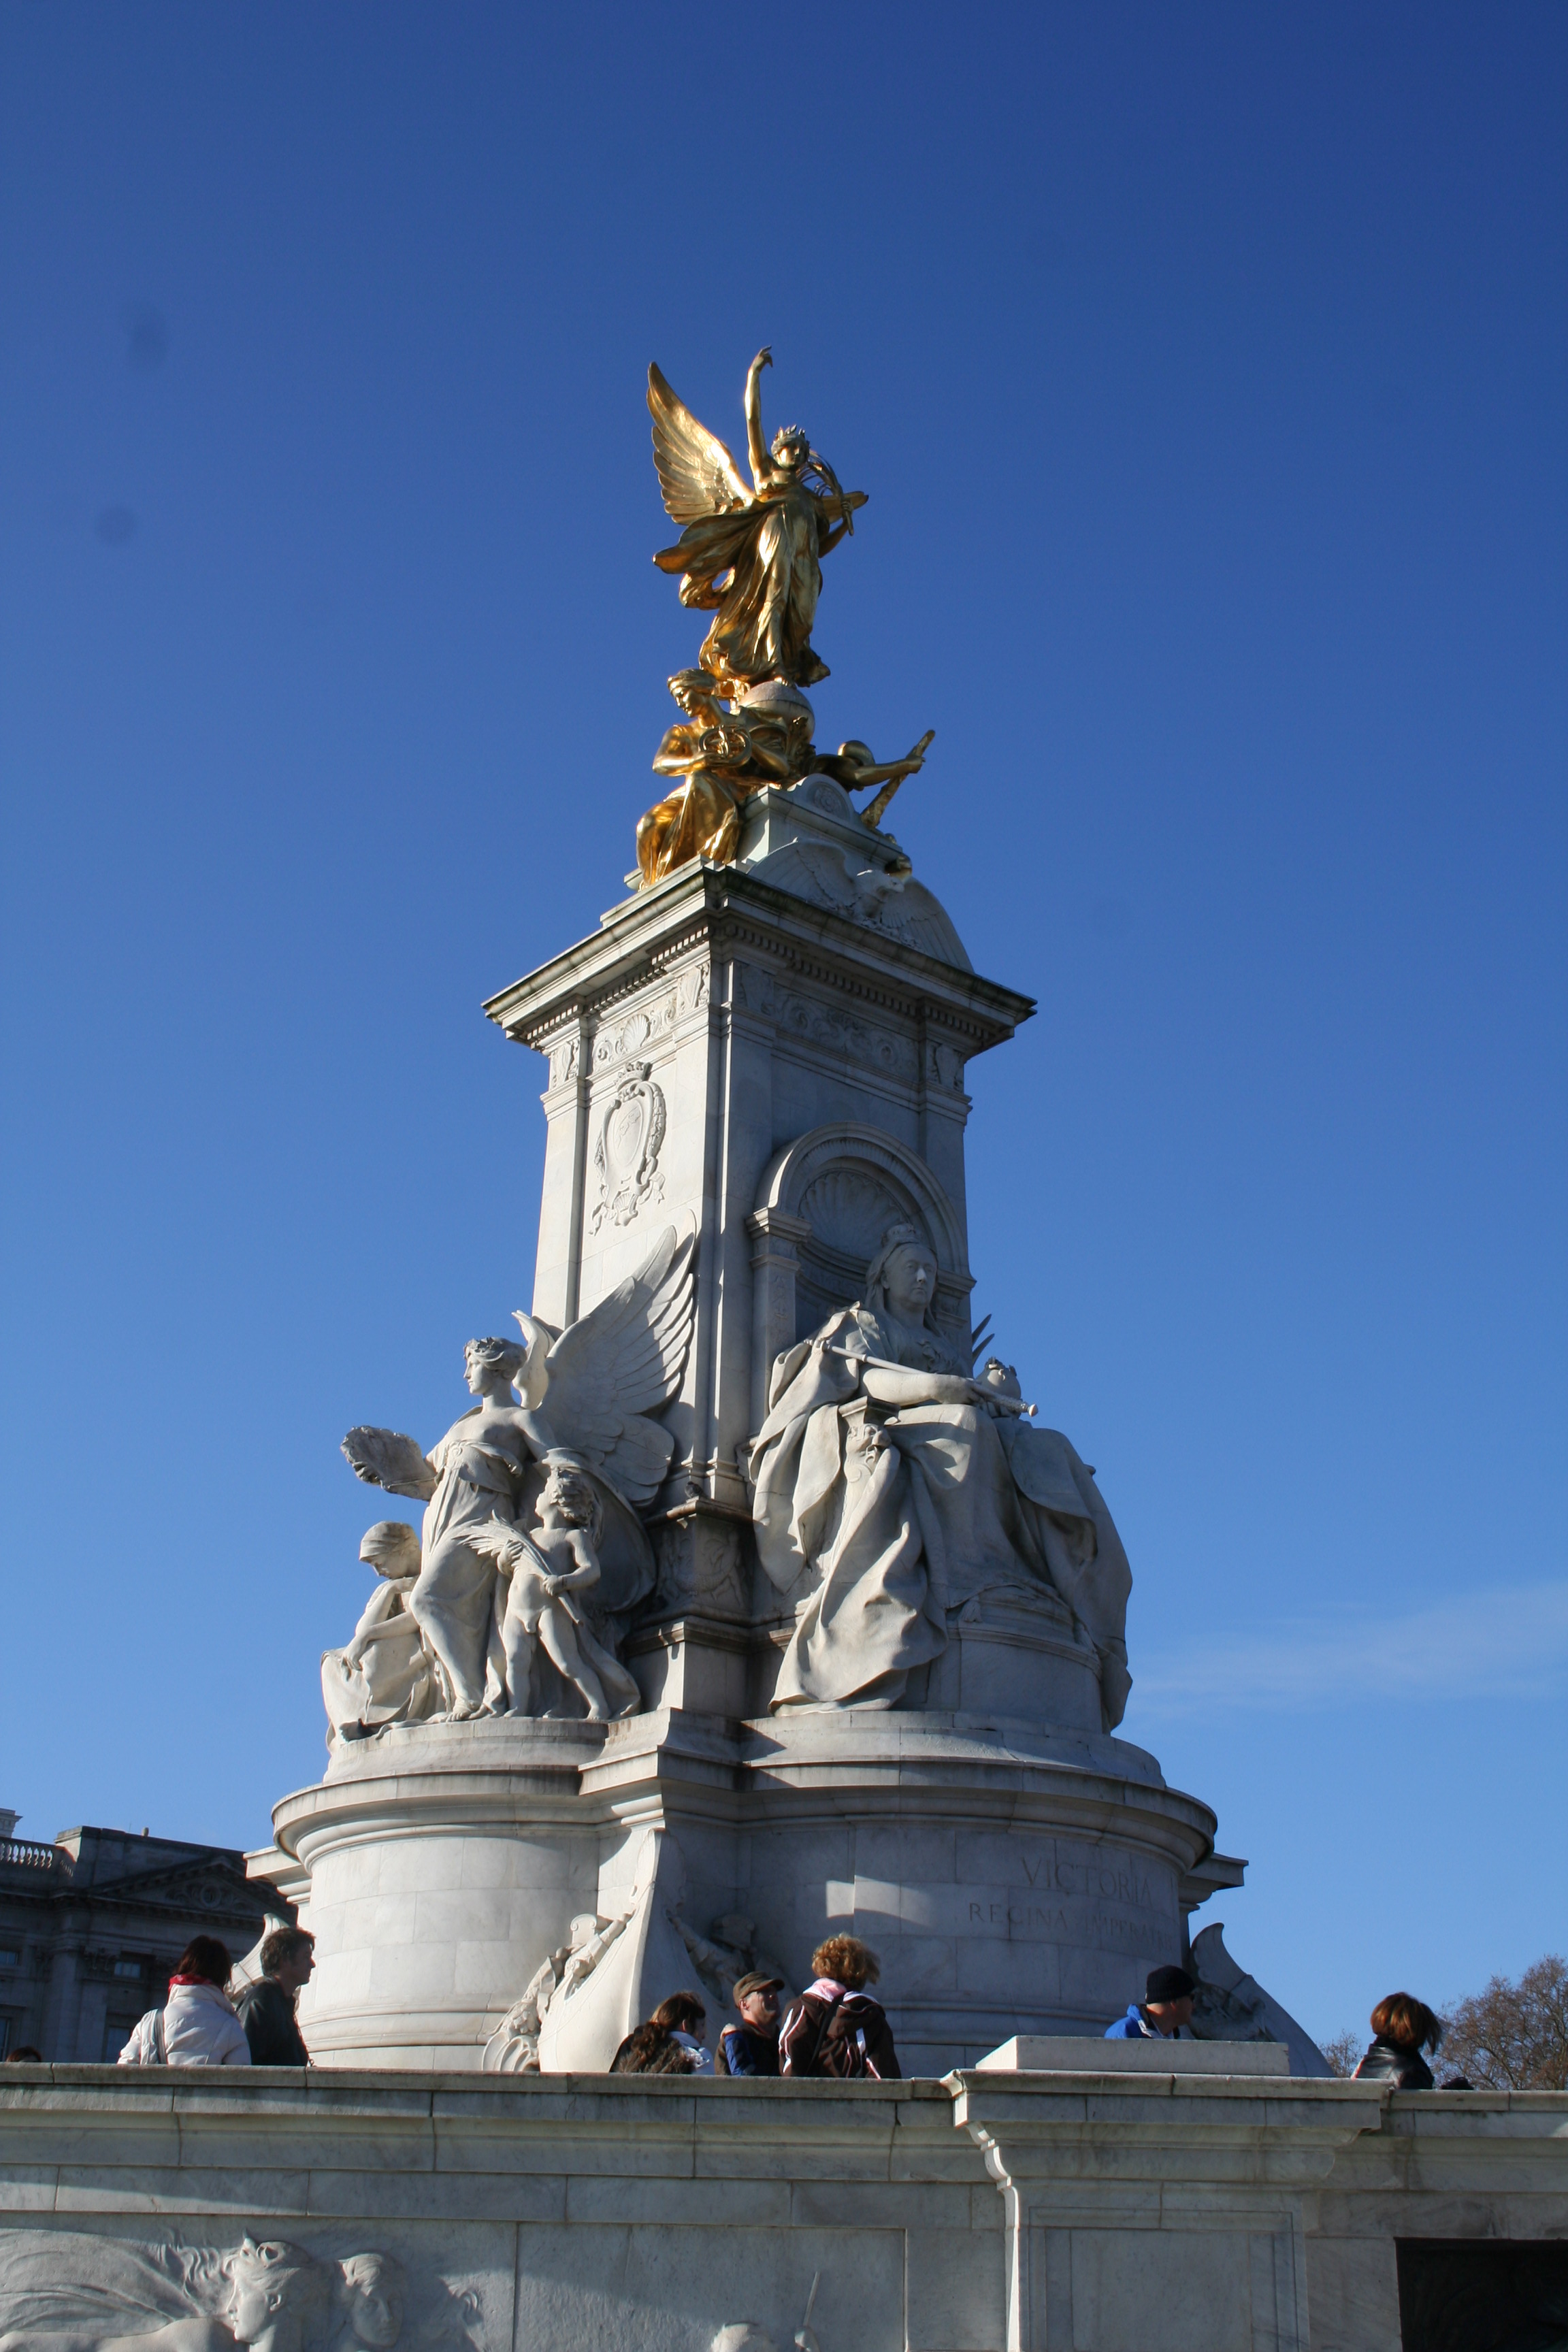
[1104,1964,1198,2040]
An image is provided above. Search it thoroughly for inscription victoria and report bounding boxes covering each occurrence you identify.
[960,1855,1168,1954]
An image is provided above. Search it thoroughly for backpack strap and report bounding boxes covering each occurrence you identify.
[153,2007,167,2064]
[794,1990,844,2076]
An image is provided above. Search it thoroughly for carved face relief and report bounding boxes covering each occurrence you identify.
[342,2264,404,2349]
[589,1062,667,1232]
[227,2278,276,2343]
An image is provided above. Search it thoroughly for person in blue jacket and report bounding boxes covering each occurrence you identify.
[1106,1964,1197,2039]
[715,1971,785,2076]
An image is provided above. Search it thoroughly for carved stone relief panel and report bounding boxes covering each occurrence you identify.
[594,995,676,1068]
[681,960,710,1014]
[731,966,917,1085]
[589,1062,667,1232]
[926,1039,968,1092]
[650,1506,749,1619]
[546,1036,581,1090]
[0,2228,484,2352]
[591,962,710,1073]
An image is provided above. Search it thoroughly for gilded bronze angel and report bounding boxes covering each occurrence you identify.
[649,347,866,695]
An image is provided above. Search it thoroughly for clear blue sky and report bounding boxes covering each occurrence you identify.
[2,3,1563,2053]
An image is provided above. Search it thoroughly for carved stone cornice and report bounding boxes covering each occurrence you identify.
[482,866,1034,1062]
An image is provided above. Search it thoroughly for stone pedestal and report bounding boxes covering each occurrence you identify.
[481,830,1032,1530]
[273,1703,1218,2075]
[270,791,1316,2076]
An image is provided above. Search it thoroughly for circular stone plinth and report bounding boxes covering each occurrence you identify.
[272,1709,1216,2074]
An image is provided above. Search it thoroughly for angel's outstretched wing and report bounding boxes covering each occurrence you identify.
[342,1426,438,1503]
[538,1226,696,1510]
[648,365,750,525]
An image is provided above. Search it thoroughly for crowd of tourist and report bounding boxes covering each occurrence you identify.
[609,1936,900,2079]
[0,1929,1463,2091]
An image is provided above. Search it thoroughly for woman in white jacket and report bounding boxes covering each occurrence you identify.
[118,1935,250,2066]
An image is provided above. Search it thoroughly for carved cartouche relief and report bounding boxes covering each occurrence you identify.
[589,1061,667,1232]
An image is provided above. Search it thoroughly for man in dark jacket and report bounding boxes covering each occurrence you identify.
[235,1927,314,2065]
[715,1972,784,2076]
[1105,1964,1197,2040]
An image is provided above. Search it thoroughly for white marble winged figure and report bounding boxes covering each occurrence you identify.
[342,1226,695,1721]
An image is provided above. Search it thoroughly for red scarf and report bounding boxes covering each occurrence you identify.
[167,1972,220,1988]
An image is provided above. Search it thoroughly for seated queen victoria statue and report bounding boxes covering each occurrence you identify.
[747,1225,1133,1726]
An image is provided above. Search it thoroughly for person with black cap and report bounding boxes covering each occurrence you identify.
[714,1971,785,2076]
[1105,1964,1198,2039]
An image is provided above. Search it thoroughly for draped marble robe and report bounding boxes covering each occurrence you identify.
[748,1305,1132,1725]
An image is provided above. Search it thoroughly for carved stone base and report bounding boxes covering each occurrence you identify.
[265,1706,1219,2076]
[916,1583,1105,1729]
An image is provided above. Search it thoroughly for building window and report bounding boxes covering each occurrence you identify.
[0,2016,10,2057]
[112,1959,142,1979]
[0,1950,18,1970]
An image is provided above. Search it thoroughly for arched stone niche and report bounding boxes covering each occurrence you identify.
[746,1122,973,1428]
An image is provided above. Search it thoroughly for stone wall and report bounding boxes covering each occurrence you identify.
[2,2063,1565,2351]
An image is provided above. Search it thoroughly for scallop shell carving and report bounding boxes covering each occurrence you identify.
[797,1169,931,1266]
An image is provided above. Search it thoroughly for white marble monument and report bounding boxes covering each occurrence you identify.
[7,342,1566,2352]
[242,350,1330,2075]
[257,706,1319,2077]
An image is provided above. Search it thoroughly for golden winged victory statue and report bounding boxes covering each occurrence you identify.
[649,345,866,699]
[634,352,925,888]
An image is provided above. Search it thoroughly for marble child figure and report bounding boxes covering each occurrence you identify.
[319,1521,440,1742]
[471,1465,640,1721]
[747,1224,1134,1722]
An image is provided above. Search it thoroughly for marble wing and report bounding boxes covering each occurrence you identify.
[341,1424,439,1502]
[647,364,750,524]
[539,1225,696,1511]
